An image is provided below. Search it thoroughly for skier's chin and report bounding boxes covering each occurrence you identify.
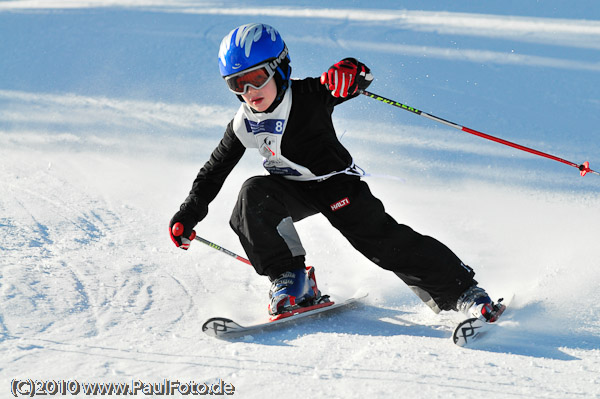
[250,97,268,111]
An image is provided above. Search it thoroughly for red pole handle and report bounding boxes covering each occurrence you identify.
[172,222,196,240]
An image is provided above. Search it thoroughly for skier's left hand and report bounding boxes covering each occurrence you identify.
[320,58,373,98]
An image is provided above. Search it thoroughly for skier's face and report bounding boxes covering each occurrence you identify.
[241,78,277,112]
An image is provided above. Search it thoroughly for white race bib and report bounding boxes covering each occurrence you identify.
[232,87,318,180]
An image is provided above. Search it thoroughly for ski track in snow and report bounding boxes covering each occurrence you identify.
[1,2,600,398]
[3,2,600,48]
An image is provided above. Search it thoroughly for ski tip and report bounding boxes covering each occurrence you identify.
[202,317,244,338]
[452,317,488,347]
[203,316,235,324]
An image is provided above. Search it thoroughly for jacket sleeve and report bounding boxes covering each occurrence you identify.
[180,120,246,220]
[297,77,355,110]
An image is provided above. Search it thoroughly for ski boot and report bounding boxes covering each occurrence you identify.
[268,266,324,316]
[456,285,506,322]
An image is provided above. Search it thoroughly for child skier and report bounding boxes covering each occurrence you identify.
[169,23,503,321]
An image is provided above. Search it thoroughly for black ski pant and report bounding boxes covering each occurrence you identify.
[229,175,476,312]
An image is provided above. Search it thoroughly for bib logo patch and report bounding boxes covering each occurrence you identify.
[330,197,350,212]
[244,119,285,135]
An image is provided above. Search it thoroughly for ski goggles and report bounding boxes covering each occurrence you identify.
[225,63,275,95]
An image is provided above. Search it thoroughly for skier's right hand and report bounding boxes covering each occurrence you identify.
[169,210,198,250]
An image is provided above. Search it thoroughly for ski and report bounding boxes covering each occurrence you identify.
[452,317,493,347]
[452,296,512,347]
[202,293,367,339]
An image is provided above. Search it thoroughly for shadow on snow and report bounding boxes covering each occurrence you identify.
[223,304,595,361]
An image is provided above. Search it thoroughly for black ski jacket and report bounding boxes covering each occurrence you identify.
[181,77,361,220]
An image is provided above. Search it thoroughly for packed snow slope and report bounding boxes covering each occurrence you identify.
[1,1,600,398]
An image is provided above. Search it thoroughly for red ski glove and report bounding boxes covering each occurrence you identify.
[170,221,196,250]
[169,197,208,250]
[320,58,373,98]
[169,210,198,250]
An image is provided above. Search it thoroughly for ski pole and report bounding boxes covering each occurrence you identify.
[172,221,252,265]
[360,90,598,177]
[194,234,252,265]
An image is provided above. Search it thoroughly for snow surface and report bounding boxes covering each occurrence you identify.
[1,1,600,398]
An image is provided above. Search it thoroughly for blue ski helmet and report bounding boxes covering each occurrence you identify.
[218,23,291,100]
